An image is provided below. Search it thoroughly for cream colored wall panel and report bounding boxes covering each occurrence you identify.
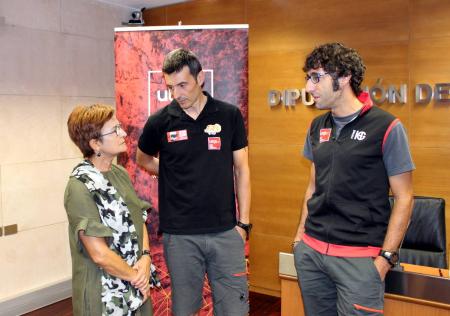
[61,35,115,97]
[0,0,132,306]
[0,95,61,164]
[61,0,129,40]
[0,165,2,232]
[0,0,61,32]
[0,223,71,300]
[61,96,115,159]
[0,26,63,95]
[1,158,80,231]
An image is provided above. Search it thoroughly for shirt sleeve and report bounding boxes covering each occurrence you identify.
[64,178,114,252]
[231,107,248,151]
[138,196,151,221]
[138,114,162,156]
[383,121,416,176]
[303,129,313,161]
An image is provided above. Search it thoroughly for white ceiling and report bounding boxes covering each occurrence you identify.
[95,0,188,10]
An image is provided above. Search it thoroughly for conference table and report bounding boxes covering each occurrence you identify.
[279,252,450,316]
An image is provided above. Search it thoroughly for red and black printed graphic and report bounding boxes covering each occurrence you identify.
[167,130,188,142]
[320,128,332,143]
[115,27,248,315]
[208,137,221,150]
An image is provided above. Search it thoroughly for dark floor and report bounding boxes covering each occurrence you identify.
[24,291,281,316]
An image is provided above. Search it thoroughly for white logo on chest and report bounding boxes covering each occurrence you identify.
[351,130,366,141]
[204,123,222,135]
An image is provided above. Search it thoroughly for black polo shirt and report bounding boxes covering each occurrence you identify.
[138,92,248,234]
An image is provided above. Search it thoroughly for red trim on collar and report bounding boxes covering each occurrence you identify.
[358,92,373,115]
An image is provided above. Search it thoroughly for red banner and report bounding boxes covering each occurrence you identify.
[114,25,248,315]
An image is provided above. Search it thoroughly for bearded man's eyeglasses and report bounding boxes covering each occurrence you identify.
[305,72,329,84]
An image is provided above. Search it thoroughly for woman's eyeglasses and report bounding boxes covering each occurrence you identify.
[100,124,123,137]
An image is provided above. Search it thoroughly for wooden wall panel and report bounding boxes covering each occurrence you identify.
[249,50,317,145]
[411,0,450,39]
[250,144,307,236]
[250,232,293,296]
[358,42,411,130]
[412,147,450,242]
[248,0,409,53]
[249,143,310,292]
[166,0,246,25]
[410,37,450,149]
[144,0,450,296]
[143,6,166,25]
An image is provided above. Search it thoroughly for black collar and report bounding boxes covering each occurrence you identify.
[167,91,219,119]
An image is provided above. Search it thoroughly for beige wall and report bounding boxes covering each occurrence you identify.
[0,0,130,302]
[145,0,450,297]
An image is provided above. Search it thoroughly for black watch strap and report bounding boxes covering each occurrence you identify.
[379,249,398,267]
[237,221,253,240]
[142,249,151,256]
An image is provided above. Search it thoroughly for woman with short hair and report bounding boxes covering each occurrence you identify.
[64,104,153,316]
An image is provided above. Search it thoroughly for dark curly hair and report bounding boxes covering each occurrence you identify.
[303,43,366,95]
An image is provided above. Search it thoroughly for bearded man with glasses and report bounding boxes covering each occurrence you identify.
[292,43,415,316]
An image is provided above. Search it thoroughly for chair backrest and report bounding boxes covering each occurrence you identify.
[389,196,447,269]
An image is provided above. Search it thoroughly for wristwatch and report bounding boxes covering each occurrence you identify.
[237,221,253,240]
[142,249,151,256]
[379,249,399,267]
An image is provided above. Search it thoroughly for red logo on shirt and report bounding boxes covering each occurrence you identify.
[208,137,221,150]
[167,130,188,142]
[319,128,332,143]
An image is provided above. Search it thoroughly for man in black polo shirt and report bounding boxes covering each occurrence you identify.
[136,48,251,316]
[293,43,414,315]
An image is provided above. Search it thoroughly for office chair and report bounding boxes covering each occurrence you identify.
[389,196,447,269]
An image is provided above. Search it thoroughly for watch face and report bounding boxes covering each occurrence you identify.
[390,252,399,264]
[382,250,399,265]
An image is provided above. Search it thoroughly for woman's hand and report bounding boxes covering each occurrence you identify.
[79,231,152,302]
[139,284,150,303]
[131,255,151,289]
